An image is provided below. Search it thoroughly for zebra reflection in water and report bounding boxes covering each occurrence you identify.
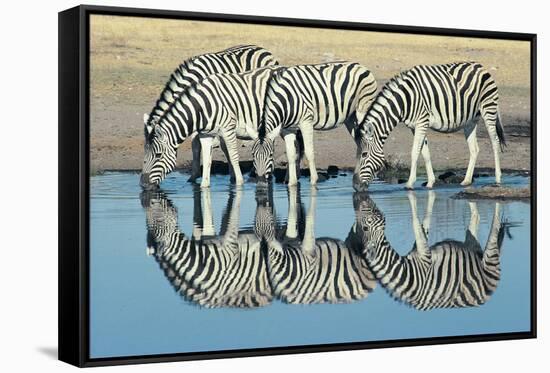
[255,186,376,304]
[142,186,376,308]
[353,191,510,310]
[141,187,272,308]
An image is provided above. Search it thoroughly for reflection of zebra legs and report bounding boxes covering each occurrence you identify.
[302,187,317,254]
[408,192,430,258]
[286,186,300,239]
[201,187,216,237]
[468,201,480,240]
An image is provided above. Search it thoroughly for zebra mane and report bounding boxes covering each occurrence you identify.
[258,66,287,139]
[153,76,204,133]
[145,44,267,139]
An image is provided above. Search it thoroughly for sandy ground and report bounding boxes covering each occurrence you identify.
[89,16,532,175]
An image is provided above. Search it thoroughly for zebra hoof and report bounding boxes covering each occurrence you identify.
[404,183,415,190]
[460,180,473,187]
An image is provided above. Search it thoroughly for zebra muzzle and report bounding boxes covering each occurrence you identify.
[353,173,369,192]
[140,173,158,190]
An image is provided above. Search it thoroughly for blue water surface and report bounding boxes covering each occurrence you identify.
[89,172,531,358]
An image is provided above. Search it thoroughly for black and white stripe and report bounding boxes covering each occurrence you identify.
[141,66,282,189]
[141,45,278,188]
[252,62,377,185]
[354,62,506,191]
[143,45,278,132]
[141,189,273,308]
[353,193,506,310]
[255,187,376,304]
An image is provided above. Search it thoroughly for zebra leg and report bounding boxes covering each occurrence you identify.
[199,136,214,188]
[461,124,479,186]
[468,201,480,240]
[188,134,201,183]
[219,138,236,183]
[421,139,436,188]
[283,133,299,186]
[406,127,428,189]
[299,124,318,185]
[220,131,244,185]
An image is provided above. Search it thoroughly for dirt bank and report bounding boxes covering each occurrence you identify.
[89,15,532,176]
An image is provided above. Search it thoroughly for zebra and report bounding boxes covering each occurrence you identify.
[141,187,273,308]
[353,62,506,191]
[252,62,377,186]
[140,66,283,189]
[353,191,509,310]
[141,45,278,187]
[254,186,376,304]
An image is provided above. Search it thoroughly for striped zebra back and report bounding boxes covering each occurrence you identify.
[145,45,279,133]
[157,236,273,308]
[142,190,273,309]
[255,187,376,305]
[367,61,496,133]
[261,62,377,134]
[157,66,283,141]
[265,237,376,304]
[354,193,506,311]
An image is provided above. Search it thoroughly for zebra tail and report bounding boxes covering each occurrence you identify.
[496,110,506,152]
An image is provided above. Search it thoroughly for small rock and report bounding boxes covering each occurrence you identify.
[340,173,348,177]
[327,165,339,175]
[211,161,229,175]
[317,172,329,182]
[397,178,407,184]
[239,160,254,173]
[442,175,464,184]
[274,168,286,183]
[330,175,337,179]
[438,171,456,181]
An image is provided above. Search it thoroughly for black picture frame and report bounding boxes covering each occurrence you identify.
[58,4,537,368]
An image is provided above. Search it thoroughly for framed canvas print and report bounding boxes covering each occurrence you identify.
[58,4,537,367]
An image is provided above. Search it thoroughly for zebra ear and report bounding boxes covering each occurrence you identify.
[143,113,150,125]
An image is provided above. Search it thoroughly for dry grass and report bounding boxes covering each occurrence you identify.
[90,15,531,111]
[89,15,531,173]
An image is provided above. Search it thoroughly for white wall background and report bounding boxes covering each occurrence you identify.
[0,0,546,371]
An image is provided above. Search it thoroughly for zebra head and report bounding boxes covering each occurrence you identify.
[140,190,179,256]
[252,137,275,185]
[141,123,178,190]
[352,193,387,261]
[353,118,386,192]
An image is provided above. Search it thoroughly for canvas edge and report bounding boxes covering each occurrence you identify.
[57,4,538,368]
